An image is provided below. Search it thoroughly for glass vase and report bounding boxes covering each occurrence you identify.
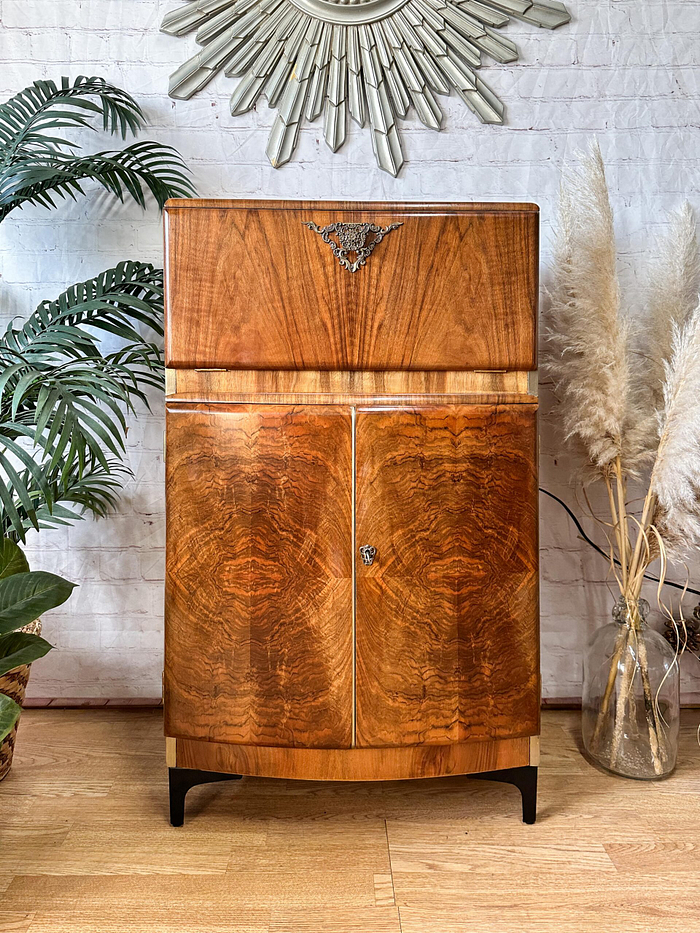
[582,596,680,779]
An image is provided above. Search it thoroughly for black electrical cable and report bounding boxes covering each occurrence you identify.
[539,487,700,598]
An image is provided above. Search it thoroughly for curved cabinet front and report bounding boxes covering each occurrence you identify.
[164,400,539,771]
[164,402,354,749]
[355,404,539,748]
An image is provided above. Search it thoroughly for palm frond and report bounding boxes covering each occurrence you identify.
[0,76,195,222]
[0,262,165,541]
[7,261,164,350]
[0,456,130,541]
[0,76,144,166]
[0,141,194,220]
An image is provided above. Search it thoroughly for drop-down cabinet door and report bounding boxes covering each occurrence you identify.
[355,405,539,748]
[164,402,354,749]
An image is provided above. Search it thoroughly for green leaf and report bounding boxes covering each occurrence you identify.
[0,692,21,743]
[0,631,53,676]
[0,538,29,579]
[0,571,75,637]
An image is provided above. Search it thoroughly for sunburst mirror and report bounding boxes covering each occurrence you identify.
[162,0,571,175]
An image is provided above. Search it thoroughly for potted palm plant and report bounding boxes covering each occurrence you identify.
[0,76,195,775]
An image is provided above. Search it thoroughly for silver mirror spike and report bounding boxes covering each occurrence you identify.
[162,0,570,174]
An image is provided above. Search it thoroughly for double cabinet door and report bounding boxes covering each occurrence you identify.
[164,402,539,750]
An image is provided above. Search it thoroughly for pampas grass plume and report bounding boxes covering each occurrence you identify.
[546,141,630,475]
[652,302,700,560]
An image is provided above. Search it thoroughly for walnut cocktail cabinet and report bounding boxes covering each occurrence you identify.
[163,200,541,826]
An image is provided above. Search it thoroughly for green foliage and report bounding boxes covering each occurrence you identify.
[0,694,21,743]
[0,538,74,742]
[0,630,53,676]
[0,75,194,222]
[0,76,195,537]
[0,261,166,541]
[0,76,193,740]
[0,570,75,637]
[0,536,29,578]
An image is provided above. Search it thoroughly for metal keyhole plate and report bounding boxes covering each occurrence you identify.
[359,545,376,566]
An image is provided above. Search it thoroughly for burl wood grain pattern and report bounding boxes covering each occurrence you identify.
[174,735,531,781]
[355,405,539,748]
[164,200,538,371]
[164,402,353,748]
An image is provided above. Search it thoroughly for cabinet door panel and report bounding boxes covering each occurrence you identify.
[355,405,539,748]
[165,403,353,748]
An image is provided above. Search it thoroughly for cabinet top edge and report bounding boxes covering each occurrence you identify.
[164,199,540,214]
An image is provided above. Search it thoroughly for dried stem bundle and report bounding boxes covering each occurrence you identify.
[547,142,700,775]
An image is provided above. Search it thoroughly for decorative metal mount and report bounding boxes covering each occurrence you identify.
[359,544,377,565]
[304,221,401,272]
[161,0,571,176]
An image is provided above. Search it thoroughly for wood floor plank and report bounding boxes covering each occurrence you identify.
[397,907,699,933]
[387,841,616,873]
[391,873,699,925]
[26,922,269,933]
[269,907,401,932]
[604,839,700,873]
[0,912,34,933]
[227,838,389,872]
[4,872,376,915]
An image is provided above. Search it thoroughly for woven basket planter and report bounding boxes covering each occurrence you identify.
[0,619,41,781]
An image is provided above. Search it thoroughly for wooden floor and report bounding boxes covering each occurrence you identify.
[1,710,699,933]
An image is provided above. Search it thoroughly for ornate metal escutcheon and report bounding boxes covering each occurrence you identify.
[359,545,377,566]
[304,221,402,273]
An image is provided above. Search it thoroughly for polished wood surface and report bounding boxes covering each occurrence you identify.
[4,709,700,933]
[174,735,531,781]
[167,199,540,212]
[167,368,535,403]
[355,405,539,748]
[164,201,538,371]
[165,403,353,748]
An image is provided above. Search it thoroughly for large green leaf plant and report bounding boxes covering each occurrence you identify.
[0,77,195,734]
[0,538,75,740]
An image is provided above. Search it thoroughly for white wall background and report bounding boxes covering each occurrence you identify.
[1,0,699,701]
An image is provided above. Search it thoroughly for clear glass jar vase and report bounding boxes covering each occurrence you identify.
[582,596,680,779]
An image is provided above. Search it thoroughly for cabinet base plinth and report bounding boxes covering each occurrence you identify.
[166,736,538,824]
[167,763,537,825]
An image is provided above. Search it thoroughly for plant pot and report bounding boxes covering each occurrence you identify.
[0,619,41,781]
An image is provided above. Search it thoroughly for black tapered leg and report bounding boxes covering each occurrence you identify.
[169,767,242,826]
[474,766,538,823]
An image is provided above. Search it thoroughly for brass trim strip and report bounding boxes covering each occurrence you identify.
[529,735,540,767]
[165,736,177,768]
[165,368,177,397]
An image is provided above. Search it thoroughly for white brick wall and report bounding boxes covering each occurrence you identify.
[1,0,699,700]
